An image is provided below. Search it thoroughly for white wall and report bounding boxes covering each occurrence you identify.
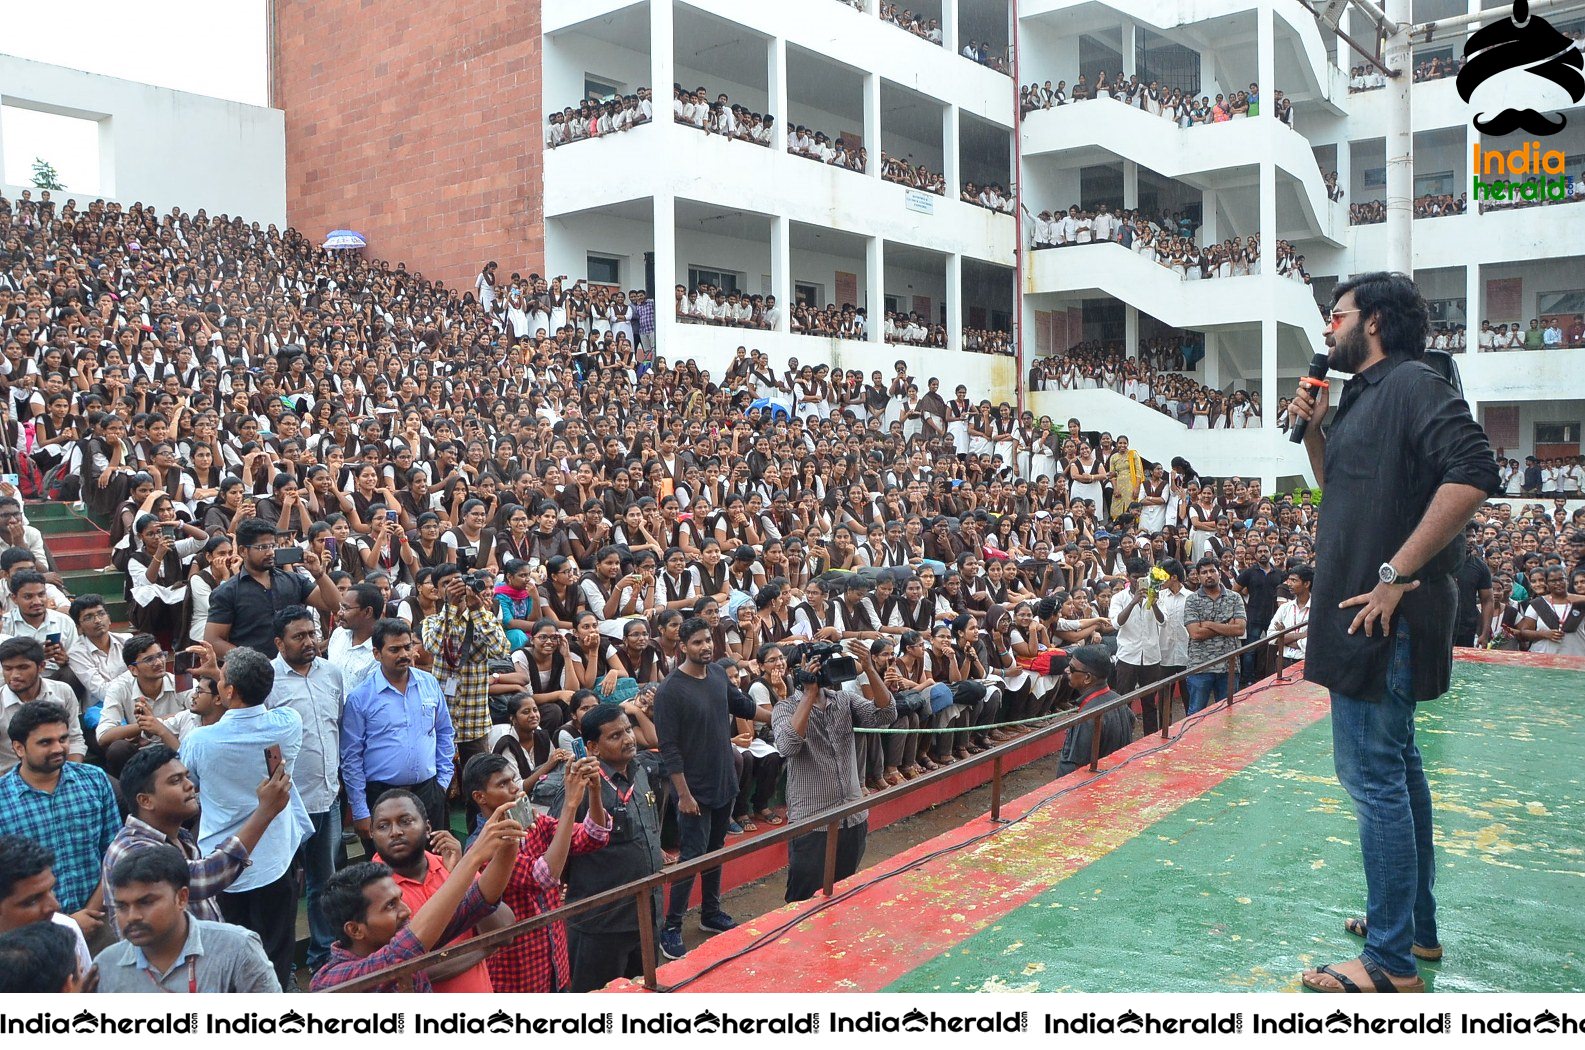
[544,34,650,111]
[1478,399,1585,463]
[0,54,285,224]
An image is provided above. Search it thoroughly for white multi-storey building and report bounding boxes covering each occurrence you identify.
[541,0,1584,493]
[1020,0,1584,491]
[541,0,1024,402]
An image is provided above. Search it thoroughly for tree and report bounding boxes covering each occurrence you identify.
[30,158,64,191]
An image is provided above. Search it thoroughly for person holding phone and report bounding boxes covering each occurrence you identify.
[459,752,610,992]
[179,646,313,990]
[204,519,340,658]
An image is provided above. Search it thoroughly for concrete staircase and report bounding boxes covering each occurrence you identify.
[28,501,129,623]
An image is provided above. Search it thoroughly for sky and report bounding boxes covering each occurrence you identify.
[3,0,267,190]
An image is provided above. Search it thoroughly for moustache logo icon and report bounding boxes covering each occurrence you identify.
[1458,0,1585,135]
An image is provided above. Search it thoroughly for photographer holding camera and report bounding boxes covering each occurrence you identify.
[420,563,512,767]
[772,638,897,903]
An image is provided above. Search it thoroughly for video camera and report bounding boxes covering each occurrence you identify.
[793,640,860,689]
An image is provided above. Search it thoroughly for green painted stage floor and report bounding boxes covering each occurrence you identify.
[648,653,1585,994]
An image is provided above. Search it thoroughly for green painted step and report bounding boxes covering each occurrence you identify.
[24,502,78,521]
[61,569,126,599]
[35,517,106,536]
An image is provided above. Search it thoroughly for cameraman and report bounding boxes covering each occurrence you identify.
[420,563,511,767]
[772,639,897,903]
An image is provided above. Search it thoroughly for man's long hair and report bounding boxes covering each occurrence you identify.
[1330,271,1428,360]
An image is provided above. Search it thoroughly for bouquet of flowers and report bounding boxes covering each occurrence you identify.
[1144,565,1170,608]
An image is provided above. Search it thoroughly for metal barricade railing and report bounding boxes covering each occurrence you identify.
[327,625,1306,992]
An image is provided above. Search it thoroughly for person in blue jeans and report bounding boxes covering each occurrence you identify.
[1182,559,1246,715]
[1289,271,1499,993]
[652,617,769,961]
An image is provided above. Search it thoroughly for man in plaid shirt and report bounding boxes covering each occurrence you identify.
[312,802,526,992]
[0,701,119,920]
[421,566,510,765]
[462,752,611,992]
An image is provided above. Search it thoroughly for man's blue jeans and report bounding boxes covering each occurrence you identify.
[1184,671,1228,715]
[664,801,734,929]
[299,808,341,972]
[1329,625,1438,977]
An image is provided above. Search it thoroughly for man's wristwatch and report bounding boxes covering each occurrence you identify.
[1378,562,1405,585]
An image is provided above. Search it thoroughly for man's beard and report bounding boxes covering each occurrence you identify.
[1329,323,1371,374]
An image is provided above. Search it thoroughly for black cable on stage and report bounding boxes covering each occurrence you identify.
[662,674,1298,991]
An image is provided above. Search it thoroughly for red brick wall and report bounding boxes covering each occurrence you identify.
[272,0,543,292]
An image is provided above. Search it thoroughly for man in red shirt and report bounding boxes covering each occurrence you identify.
[313,803,523,992]
[367,789,514,991]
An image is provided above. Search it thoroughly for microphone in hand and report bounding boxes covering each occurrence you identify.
[1289,353,1331,444]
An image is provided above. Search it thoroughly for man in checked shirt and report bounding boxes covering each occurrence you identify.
[312,802,526,992]
[462,752,610,992]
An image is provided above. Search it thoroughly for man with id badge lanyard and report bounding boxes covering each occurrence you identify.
[421,563,511,770]
[553,705,664,992]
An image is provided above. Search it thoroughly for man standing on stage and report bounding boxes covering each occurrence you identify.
[1289,272,1499,993]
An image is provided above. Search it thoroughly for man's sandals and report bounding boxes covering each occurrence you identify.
[1301,917,1442,993]
[1301,956,1426,993]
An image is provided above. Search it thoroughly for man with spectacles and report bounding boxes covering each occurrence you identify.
[96,634,194,776]
[1055,645,1134,777]
[204,518,340,659]
[1288,272,1500,994]
[65,594,128,712]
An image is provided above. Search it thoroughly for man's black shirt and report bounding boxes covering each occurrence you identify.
[1307,357,1501,702]
[1236,563,1284,636]
[654,663,757,808]
[1454,556,1493,637]
[206,567,316,656]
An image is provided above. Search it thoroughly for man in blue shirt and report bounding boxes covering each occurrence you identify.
[0,701,119,931]
[340,618,455,846]
[181,646,312,990]
[267,605,346,976]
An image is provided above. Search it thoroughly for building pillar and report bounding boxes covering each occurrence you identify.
[1259,151,1279,430]
[1123,159,1139,211]
[1122,18,1137,79]
[1466,262,1481,348]
[947,253,963,353]
[770,215,791,333]
[1203,332,1221,387]
[770,36,788,155]
[653,194,678,357]
[942,0,960,54]
[867,236,886,343]
[651,0,675,129]
[1257,1,1275,123]
[943,105,961,197]
[864,72,882,178]
[1125,304,1139,359]
[1202,187,1217,242]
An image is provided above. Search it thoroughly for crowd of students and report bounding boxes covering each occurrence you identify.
[1348,55,1462,92]
[961,181,1014,214]
[1030,205,1313,285]
[881,154,948,195]
[787,125,867,172]
[1349,193,1469,224]
[673,85,776,146]
[1471,317,1585,351]
[1027,341,1262,430]
[2,178,1580,995]
[545,90,654,148]
[1020,74,1296,129]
